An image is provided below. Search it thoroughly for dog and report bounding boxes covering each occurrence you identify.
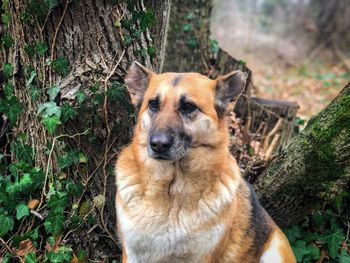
[115,61,296,263]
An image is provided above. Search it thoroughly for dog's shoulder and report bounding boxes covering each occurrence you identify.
[245,182,274,252]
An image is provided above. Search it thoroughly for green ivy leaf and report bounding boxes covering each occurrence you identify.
[37,102,61,117]
[1,253,10,263]
[131,29,142,40]
[285,225,302,245]
[6,173,33,194]
[182,23,192,32]
[13,142,33,163]
[75,90,87,105]
[147,46,156,59]
[77,250,87,262]
[210,39,220,54]
[340,249,350,263]
[24,44,35,56]
[1,34,14,48]
[52,55,69,76]
[35,42,48,56]
[139,9,155,31]
[0,213,14,236]
[47,86,60,101]
[1,13,11,26]
[79,153,88,163]
[66,181,83,197]
[186,12,194,20]
[312,211,324,228]
[58,150,80,169]
[24,252,37,263]
[318,228,345,258]
[29,86,41,100]
[47,0,59,10]
[0,96,23,125]
[3,63,13,78]
[89,83,100,93]
[44,214,65,235]
[291,240,309,262]
[305,245,320,260]
[91,94,103,105]
[123,34,132,46]
[2,0,10,10]
[238,59,247,66]
[61,102,77,122]
[106,83,124,102]
[186,37,198,49]
[16,203,30,220]
[4,82,14,98]
[48,192,68,213]
[41,116,61,134]
[46,246,73,262]
[26,71,37,87]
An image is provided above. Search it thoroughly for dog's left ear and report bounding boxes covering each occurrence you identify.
[125,61,154,107]
[215,70,247,117]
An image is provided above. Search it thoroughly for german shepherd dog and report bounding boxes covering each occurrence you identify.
[115,62,296,263]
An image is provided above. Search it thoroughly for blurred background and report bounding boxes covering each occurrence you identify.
[211,0,350,118]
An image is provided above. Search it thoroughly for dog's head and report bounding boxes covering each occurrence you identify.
[125,61,247,161]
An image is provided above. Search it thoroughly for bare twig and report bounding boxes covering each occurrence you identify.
[97,35,108,71]
[29,209,44,220]
[49,0,71,86]
[263,118,283,152]
[0,237,14,254]
[38,129,89,211]
[264,133,280,161]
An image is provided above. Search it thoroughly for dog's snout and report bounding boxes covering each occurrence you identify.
[150,132,173,153]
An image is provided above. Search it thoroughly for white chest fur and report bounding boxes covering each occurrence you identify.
[116,155,239,263]
[117,203,225,263]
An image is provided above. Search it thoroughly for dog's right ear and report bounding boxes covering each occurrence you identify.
[125,61,153,107]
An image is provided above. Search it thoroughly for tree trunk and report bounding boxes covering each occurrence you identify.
[162,0,254,82]
[254,84,350,227]
[1,0,170,259]
[162,0,212,73]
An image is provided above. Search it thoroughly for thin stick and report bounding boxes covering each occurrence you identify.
[38,129,89,211]
[263,118,283,152]
[0,237,13,254]
[264,133,280,161]
[49,0,70,86]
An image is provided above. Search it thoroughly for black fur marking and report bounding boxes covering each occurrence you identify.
[172,75,183,87]
[214,104,226,118]
[246,182,273,256]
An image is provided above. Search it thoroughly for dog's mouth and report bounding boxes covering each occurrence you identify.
[147,146,183,161]
[148,150,173,161]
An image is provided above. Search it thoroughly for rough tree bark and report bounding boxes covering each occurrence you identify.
[255,84,350,227]
[3,0,170,259]
[162,0,254,83]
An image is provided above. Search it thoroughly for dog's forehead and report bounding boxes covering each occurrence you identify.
[148,72,216,98]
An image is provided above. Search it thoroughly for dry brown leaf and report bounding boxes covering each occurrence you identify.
[70,254,79,263]
[14,239,36,257]
[45,236,62,252]
[27,199,40,210]
[315,249,329,263]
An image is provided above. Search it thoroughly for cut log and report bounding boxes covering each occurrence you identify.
[254,84,350,227]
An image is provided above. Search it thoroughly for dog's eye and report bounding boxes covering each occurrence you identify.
[148,99,159,112]
[180,102,197,114]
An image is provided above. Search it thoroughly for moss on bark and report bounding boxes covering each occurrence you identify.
[254,84,350,227]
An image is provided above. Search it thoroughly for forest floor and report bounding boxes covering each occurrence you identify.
[247,60,350,121]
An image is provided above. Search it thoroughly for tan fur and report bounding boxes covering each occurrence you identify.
[115,65,296,263]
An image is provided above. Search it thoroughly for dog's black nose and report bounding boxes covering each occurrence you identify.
[150,132,173,153]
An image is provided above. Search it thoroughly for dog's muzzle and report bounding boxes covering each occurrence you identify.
[147,129,192,161]
[149,132,174,157]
